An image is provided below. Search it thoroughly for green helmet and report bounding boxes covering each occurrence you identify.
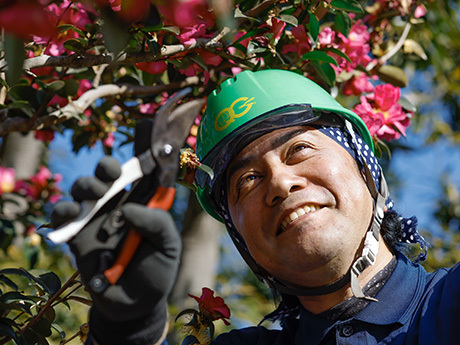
[196,69,373,221]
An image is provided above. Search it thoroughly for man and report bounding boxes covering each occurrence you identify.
[51,69,459,344]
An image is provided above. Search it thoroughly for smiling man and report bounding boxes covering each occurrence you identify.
[193,69,460,344]
[53,69,460,345]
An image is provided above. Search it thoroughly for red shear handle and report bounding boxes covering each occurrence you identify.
[104,186,176,285]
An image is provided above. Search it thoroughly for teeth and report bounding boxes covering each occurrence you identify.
[280,205,320,232]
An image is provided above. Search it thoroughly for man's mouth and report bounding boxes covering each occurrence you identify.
[279,205,321,234]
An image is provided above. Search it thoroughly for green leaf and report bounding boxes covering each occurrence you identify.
[234,7,259,22]
[57,24,74,34]
[63,39,84,53]
[233,27,270,46]
[197,163,214,180]
[85,23,100,36]
[0,275,18,291]
[23,328,49,345]
[334,11,351,37]
[29,270,62,297]
[55,78,80,98]
[375,65,408,87]
[117,75,140,85]
[101,13,129,55]
[300,50,339,66]
[47,80,65,93]
[67,296,92,306]
[330,0,364,13]
[51,323,65,340]
[323,47,351,63]
[6,100,32,110]
[140,23,164,32]
[247,40,268,55]
[0,76,8,89]
[4,34,25,85]
[278,14,298,26]
[0,319,17,338]
[0,291,36,307]
[188,54,208,71]
[0,301,32,315]
[399,96,417,113]
[162,26,181,35]
[31,318,52,338]
[307,13,319,41]
[73,26,85,37]
[312,61,336,86]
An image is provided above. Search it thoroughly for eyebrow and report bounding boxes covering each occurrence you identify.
[227,127,307,181]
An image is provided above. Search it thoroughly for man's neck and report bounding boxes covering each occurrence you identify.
[298,235,394,315]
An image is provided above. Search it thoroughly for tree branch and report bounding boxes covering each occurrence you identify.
[0,28,230,71]
[0,76,200,137]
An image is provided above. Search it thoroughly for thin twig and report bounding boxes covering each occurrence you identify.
[18,271,81,336]
[366,22,412,71]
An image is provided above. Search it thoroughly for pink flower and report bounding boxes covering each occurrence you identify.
[178,23,208,46]
[188,288,231,325]
[103,132,115,148]
[136,61,168,75]
[0,1,57,39]
[0,167,16,195]
[35,129,55,142]
[140,103,158,114]
[318,27,335,47]
[16,166,62,202]
[261,18,286,43]
[335,20,373,73]
[414,4,427,18]
[342,73,374,96]
[282,25,311,57]
[156,0,210,27]
[353,84,411,141]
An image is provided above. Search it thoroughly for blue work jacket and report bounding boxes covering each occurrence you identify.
[214,253,460,344]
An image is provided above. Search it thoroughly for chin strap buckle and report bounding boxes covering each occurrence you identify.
[351,230,379,277]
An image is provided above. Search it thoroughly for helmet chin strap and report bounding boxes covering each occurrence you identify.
[227,120,389,299]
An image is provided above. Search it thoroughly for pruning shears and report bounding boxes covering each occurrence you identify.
[48,87,204,292]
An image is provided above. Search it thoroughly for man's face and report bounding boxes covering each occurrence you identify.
[226,126,374,287]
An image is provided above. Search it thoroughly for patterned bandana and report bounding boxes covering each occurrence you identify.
[216,123,428,262]
[314,125,428,262]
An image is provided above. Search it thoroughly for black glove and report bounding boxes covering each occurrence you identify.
[50,122,181,345]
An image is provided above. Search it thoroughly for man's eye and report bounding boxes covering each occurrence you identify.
[237,174,257,190]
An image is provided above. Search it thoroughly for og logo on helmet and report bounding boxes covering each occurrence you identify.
[214,97,256,131]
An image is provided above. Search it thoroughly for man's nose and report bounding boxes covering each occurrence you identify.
[265,165,305,206]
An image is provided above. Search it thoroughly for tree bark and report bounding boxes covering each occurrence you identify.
[170,193,225,309]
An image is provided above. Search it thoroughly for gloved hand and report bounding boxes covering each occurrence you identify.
[50,122,181,345]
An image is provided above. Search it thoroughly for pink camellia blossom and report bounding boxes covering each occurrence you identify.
[16,166,62,203]
[318,27,335,47]
[0,1,57,39]
[353,84,411,141]
[342,73,374,96]
[188,288,231,325]
[282,25,311,57]
[414,4,427,18]
[335,20,373,73]
[261,18,286,44]
[35,129,55,142]
[103,132,115,148]
[178,22,208,46]
[34,0,94,56]
[155,0,210,27]
[136,61,168,75]
[0,167,16,195]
